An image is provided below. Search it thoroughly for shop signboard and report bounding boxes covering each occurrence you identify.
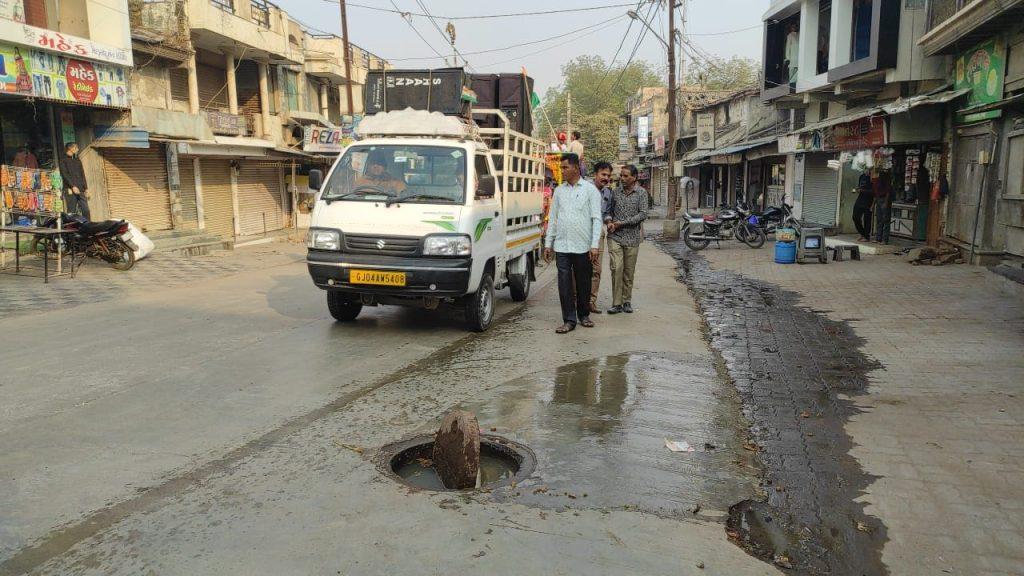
[696,112,715,150]
[0,0,25,22]
[0,19,132,67]
[833,116,886,150]
[204,110,245,136]
[637,115,649,149]
[655,135,665,153]
[0,42,31,94]
[618,124,628,151]
[304,125,345,153]
[28,49,129,107]
[954,36,1006,124]
[778,134,799,154]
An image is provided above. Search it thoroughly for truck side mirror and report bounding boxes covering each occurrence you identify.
[476,174,496,199]
[309,169,323,191]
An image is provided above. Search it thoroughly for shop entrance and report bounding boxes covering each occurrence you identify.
[0,100,58,169]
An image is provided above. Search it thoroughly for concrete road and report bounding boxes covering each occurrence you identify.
[0,243,774,575]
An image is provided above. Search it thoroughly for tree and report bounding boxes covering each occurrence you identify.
[535,55,663,166]
[684,55,759,91]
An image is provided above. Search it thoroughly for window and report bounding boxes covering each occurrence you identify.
[250,0,271,28]
[819,102,829,121]
[817,0,831,74]
[851,0,872,61]
[321,145,468,205]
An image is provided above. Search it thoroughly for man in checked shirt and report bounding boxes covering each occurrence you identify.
[605,164,648,315]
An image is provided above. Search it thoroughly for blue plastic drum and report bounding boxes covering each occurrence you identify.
[775,240,797,264]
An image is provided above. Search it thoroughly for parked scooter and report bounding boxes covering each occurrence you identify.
[683,202,766,251]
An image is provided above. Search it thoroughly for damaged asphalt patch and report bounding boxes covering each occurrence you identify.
[656,237,887,576]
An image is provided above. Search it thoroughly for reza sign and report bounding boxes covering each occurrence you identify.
[304,126,344,153]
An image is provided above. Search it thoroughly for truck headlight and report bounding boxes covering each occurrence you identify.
[307,228,341,250]
[423,234,471,256]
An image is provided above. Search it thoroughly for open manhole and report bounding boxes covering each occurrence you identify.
[380,434,536,491]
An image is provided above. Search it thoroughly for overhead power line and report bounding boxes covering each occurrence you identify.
[476,15,628,68]
[689,24,761,36]
[333,1,649,20]
[608,0,659,94]
[389,0,447,63]
[385,15,626,61]
[595,0,647,91]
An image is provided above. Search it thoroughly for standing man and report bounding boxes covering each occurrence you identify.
[544,153,603,334]
[567,131,584,174]
[606,165,648,315]
[872,169,892,244]
[588,161,615,314]
[59,142,90,220]
[851,172,873,242]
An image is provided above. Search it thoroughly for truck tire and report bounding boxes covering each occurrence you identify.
[327,291,362,322]
[464,272,494,332]
[508,256,531,302]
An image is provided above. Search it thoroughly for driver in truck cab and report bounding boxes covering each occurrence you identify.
[355,157,407,194]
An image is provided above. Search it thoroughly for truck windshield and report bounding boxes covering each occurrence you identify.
[321,144,467,205]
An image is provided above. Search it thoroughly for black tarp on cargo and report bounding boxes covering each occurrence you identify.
[364,68,467,115]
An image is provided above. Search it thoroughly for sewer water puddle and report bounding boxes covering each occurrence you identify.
[458,352,760,516]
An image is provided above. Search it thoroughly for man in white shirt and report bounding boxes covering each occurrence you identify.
[543,153,603,334]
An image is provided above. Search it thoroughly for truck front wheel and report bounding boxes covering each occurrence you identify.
[327,291,362,322]
[464,272,494,332]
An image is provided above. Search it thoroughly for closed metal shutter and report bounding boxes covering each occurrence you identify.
[200,159,234,238]
[169,68,190,105]
[801,153,838,226]
[178,157,199,229]
[948,132,991,243]
[237,162,283,236]
[197,64,228,111]
[103,145,172,232]
[237,60,261,136]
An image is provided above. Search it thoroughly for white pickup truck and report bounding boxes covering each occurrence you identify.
[305,108,546,331]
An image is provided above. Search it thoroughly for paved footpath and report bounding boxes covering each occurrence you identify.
[697,241,1024,575]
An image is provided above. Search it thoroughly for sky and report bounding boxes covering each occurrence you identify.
[282,0,764,95]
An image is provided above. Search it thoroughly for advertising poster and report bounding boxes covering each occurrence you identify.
[0,0,25,22]
[696,112,715,150]
[304,125,345,154]
[29,50,128,107]
[0,42,31,94]
[637,115,649,149]
[954,36,1006,123]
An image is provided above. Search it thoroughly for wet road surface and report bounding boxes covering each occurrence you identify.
[1,241,778,575]
[657,237,887,575]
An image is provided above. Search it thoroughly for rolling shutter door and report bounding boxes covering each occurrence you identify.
[801,153,838,226]
[197,64,228,111]
[200,159,234,238]
[103,145,172,232]
[237,61,261,136]
[237,162,283,236]
[178,158,198,230]
[169,68,190,105]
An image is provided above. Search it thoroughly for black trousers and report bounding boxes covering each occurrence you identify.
[556,251,592,326]
[65,192,91,221]
[853,203,872,239]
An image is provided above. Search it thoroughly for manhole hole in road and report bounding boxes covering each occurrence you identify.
[379,434,536,491]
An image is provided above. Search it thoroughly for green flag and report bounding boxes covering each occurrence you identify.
[531,92,541,109]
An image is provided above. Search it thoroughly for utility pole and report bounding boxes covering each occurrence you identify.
[666,0,679,229]
[339,0,355,116]
[566,91,572,142]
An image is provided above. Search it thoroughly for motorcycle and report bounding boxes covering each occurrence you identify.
[739,201,796,235]
[683,203,766,251]
[34,214,136,270]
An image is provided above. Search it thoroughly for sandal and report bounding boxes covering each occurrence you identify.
[580,319,595,328]
[555,323,576,334]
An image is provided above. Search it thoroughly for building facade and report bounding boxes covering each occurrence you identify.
[1,0,386,241]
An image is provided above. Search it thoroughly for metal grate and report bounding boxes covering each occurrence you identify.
[344,234,419,256]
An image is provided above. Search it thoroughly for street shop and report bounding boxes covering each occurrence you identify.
[0,163,76,281]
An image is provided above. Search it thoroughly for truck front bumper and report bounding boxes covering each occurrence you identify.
[307,250,472,297]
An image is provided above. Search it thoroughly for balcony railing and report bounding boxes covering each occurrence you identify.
[250,0,270,28]
[927,0,970,31]
[210,0,234,13]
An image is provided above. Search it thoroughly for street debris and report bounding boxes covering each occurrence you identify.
[664,439,695,453]
[332,440,364,454]
[742,440,759,452]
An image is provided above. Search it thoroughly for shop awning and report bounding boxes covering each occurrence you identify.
[710,135,778,156]
[91,127,151,149]
[957,92,1024,115]
[170,137,276,157]
[285,111,336,129]
[882,87,970,115]
[213,136,276,149]
[793,106,882,135]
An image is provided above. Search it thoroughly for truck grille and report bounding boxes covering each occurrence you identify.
[344,233,420,256]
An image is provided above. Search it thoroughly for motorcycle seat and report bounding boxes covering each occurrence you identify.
[78,220,124,235]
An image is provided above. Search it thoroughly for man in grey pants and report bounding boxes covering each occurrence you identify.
[606,164,648,314]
